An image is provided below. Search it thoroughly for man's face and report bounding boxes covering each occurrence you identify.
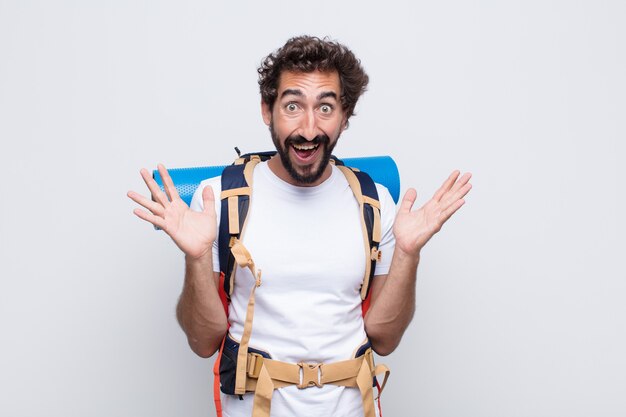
[262,70,346,186]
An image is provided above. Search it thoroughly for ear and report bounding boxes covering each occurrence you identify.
[261,100,272,126]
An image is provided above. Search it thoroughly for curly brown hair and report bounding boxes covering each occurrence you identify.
[258,35,369,122]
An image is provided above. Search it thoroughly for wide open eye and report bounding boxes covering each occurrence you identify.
[286,103,298,112]
[319,104,333,114]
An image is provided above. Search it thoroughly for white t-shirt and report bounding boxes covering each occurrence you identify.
[191,161,396,417]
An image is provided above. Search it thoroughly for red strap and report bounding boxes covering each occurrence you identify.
[214,272,230,417]
[213,336,226,417]
[376,379,384,416]
[361,290,372,317]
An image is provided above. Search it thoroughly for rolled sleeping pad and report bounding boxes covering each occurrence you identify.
[153,155,400,205]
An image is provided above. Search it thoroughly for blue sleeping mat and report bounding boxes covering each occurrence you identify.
[153,155,400,204]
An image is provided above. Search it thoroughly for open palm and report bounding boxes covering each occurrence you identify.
[127,164,217,260]
[394,171,472,257]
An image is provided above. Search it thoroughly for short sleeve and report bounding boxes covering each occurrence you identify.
[189,176,222,273]
[373,184,396,276]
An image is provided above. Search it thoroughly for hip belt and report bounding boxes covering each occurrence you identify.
[220,334,390,417]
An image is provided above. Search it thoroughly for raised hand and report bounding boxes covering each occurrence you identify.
[393,171,472,257]
[127,164,217,260]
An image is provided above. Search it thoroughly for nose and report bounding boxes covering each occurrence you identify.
[300,109,318,141]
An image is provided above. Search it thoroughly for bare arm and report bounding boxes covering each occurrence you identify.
[364,171,472,356]
[176,261,227,358]
[128,164,228,358]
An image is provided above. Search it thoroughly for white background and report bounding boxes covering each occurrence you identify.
[1,1,624,416]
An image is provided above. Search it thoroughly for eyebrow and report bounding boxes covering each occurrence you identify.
[279,89,338,101]
[280,89,304,99]
[317,91,338,101]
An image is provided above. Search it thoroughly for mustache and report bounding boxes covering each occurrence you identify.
[285,134,330,147]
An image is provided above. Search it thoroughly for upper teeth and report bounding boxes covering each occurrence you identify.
[293,143,318,150]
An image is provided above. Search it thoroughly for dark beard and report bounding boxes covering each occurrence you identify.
[270,124,338,185]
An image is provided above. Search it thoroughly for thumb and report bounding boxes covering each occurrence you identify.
[399,188,417,213]
[202,185,215,213]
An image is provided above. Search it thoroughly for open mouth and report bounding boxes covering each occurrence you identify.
[291,142,320,161]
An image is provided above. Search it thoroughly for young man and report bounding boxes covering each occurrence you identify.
[128,36,472,417]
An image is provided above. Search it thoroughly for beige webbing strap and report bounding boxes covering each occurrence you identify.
[222,187,252,236]
[223,156,263,297]
[363,196,382,243]
[227,196,240,235]
[221,187,252,199]
[357,357,375,417]
[252,365,274,416]
[337,166,365,204]
[373,364,390,399]
[362,195,380,209]
[244,156,260,184]
[230,239,262,395]
[246,349,388,417]
[358,350,389,417]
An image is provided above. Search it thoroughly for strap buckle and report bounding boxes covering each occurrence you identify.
[247,353,264,378]
[297,362,323,389]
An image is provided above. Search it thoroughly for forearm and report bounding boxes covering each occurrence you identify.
[176,253,228,358]
[364,249,419,356]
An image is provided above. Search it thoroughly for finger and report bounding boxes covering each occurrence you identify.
[455,182,472,200]
[440,198,466,224]
[441,182,472,211]
[127,190,164,216]
[158,164,181,202]
[202,185,215,214]
[432,170,460,201]
[140,168,169,207]
[399,188,417,213]
[133,207,166,230]
[448,172,472,195]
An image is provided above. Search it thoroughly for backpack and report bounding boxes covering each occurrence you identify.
[212,151,388,417]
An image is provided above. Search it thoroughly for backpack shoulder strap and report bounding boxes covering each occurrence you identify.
[335,164,382,301]
[218,152,382,302]
[218,153,274,298]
